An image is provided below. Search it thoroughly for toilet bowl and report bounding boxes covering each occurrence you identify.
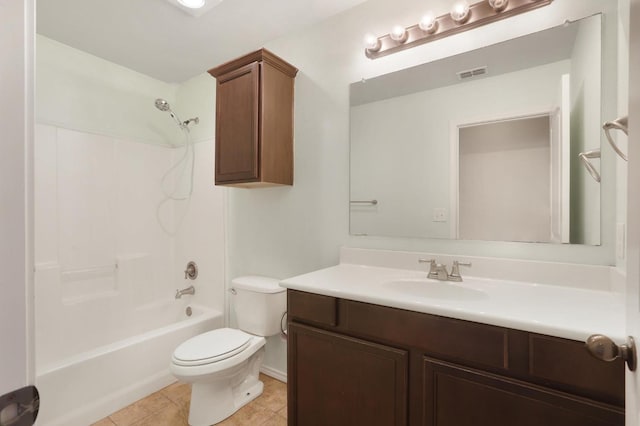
[170,276,286,426]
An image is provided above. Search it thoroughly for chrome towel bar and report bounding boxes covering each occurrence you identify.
[350,199,378,205]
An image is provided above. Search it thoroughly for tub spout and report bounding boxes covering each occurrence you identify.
[175,285,195,299]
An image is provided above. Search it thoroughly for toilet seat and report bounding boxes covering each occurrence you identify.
[172,328,252,367]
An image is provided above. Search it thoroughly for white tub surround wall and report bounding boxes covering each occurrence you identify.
[280,247,625,344]
[36,35,180,146]
[34,124,177,364]
[173,73,226,316]
[35,37,227,426]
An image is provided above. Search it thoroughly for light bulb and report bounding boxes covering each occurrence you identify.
[419,12,438,34]
[363,33,381,52]
[488,0,508,11]
[450,0,470,24]
[390,25,408,43]
[177,0,206,9]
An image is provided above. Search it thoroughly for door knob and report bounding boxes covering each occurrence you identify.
[585,334,636,371]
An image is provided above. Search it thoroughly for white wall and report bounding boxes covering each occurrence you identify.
[36,35,180,146]
[569,16,602,245]
[0,0,34,395]
[220,0,621,375]
[616,0,630,270]
[459,116,551,242]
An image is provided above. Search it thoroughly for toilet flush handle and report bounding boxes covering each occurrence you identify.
[280,312,288,338]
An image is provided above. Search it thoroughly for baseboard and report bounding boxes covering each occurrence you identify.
[260,365,287,383]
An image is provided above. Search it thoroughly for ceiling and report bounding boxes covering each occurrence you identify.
[37,0,368,83]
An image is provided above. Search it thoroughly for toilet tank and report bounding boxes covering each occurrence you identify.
[231,276,286,337]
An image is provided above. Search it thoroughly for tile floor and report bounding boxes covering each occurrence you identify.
[92,374,287,426]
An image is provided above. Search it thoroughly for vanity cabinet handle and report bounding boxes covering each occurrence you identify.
[585,334,636,371]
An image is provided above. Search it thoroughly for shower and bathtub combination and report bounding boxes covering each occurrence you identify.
[33,98,225,426]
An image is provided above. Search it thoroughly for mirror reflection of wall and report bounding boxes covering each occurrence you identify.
[458,116,553,243]
[350,14,604,245]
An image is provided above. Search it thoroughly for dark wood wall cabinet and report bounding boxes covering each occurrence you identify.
[208,49,298,187]
[287,289,625,426]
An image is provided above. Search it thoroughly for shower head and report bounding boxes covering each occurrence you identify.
[154,98,184,128]
[155,98,172,112]
[154,98,199,130]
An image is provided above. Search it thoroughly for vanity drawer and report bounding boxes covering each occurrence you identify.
[288,290,338,327]
[528,334,624,406]
[342,300,509,371]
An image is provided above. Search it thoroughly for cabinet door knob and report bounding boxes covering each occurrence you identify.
[585,334,636,371]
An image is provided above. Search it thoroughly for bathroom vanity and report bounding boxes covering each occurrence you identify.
[281,252,626,426]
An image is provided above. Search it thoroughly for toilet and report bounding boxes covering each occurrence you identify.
[170,276,286,426]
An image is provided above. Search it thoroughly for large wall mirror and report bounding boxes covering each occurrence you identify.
[350,14,606,245]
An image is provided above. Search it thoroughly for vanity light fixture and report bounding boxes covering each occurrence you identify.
[390,25,409,43]
[450,1,471,24]
[364,0,553,59]
[488,0,509,12]
[419,12,438,34]
[364,33,382,53]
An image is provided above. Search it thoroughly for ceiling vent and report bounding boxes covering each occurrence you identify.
[457,66,488,80]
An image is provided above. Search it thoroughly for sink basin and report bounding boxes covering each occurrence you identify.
[383,279,487,301]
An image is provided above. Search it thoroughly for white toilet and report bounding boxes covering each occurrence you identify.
[170,276,286,426]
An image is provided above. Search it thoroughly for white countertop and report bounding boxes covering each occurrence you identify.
[280,263,626,343]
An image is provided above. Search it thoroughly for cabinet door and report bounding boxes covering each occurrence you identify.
[215,61,260,183]
[422,358,623,426]
[288,323,408,426]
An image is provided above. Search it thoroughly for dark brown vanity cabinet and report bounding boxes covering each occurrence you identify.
[287,289,625,426]
[289,324,408,426]
[208,49,297,187]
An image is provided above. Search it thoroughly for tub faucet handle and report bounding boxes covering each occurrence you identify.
[184,261,198,280]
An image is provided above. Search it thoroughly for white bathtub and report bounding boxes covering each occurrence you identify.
[35,302,223,426]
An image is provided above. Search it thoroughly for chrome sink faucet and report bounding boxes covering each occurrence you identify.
[419,259,449,281]
[418,259,472,281]
[175,285,195,299]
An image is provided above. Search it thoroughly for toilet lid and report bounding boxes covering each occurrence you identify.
[172,328,252,366]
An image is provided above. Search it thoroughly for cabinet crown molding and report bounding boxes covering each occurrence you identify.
[208,48,299,79]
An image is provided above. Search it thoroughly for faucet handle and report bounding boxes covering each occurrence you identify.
[450,261,472,281]
[418,258,439,279]
[184,261,198,280]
